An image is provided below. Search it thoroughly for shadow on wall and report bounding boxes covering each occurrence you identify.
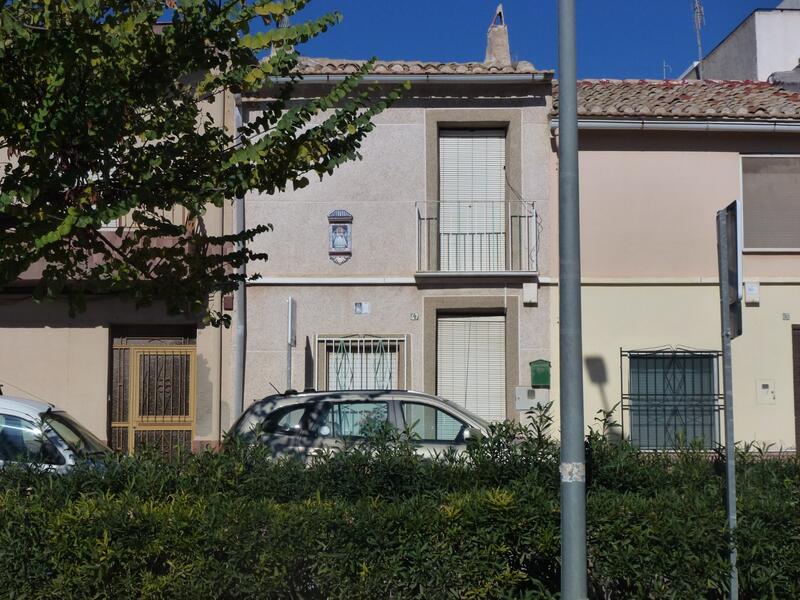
[304,337,314,391]
[585,355,622,443]
[195,352,213,439]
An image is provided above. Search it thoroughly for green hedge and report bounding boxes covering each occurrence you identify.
[0,412,798,599]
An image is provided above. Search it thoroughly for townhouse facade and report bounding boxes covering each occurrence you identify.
[239,19,556,429]
[0,92,239,454]
[552,79,800,451]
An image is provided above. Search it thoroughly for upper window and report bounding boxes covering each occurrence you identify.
[623,351,721,450]
[742,156,800,250]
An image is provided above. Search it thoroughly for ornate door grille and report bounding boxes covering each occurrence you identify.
[110,345,196,457]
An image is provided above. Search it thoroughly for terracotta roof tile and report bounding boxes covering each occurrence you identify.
[294,57,549,76]
[553,79,800,121]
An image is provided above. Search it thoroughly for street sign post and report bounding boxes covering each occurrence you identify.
[716,200,741,600]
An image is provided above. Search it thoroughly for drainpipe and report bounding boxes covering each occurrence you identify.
[558,0,588,598]
[232,97,247,421]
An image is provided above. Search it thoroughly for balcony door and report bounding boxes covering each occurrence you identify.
[438,130,506,272]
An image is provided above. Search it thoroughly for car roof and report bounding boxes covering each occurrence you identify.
[0,394,55,416]
[254,389,436,405]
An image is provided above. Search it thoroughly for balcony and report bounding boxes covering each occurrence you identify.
[416,201,537,276]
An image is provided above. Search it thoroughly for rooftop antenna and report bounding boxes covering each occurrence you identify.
[693,0,705,79]
[662,60,673,80]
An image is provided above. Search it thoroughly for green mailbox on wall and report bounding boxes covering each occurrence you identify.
[530,360,551,389]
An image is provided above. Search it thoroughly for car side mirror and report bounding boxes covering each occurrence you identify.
[319,425,332,437]
[463,427,483,441]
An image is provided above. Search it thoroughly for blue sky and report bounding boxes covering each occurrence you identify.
[290,0,782,79]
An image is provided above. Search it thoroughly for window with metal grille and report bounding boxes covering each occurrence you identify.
[742,156,800,250]
[621,349,723,450]
[438,130,506,271]
[316,336,409,391]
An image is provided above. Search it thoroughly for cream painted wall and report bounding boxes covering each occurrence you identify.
[544,134,800,447]
[547,284,797,449]
[0,324,109,437]
[0,298,224,444]
[0,91,236,447]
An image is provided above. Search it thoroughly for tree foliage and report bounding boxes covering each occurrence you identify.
[0,0,405,325]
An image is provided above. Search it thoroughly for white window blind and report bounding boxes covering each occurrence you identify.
[742,156,800,249]
[439,131,506,271]
[436,315,506,422]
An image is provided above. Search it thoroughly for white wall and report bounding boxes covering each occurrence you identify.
[756,10,800,80]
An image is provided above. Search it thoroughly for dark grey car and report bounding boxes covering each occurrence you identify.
[231,390,489,460]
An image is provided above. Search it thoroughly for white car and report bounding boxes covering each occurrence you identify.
[0,395,111,471]
[232,390,489,460]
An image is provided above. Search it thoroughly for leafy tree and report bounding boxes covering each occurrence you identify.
[0,0,405,325]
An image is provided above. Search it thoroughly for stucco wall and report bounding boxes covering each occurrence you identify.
[244,283,551,420]
[238,84,554,424]
[0,298,225,444]
[243,87,552,279]
[755,10,800,80]
[544,130,800,448]
[698,13,758,80]
[548,284,797,449]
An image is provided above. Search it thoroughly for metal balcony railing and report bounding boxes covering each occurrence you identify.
[416,201,537,273]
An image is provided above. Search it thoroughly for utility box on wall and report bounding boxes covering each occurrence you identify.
[530,359,551,389]
[516,360,552,411]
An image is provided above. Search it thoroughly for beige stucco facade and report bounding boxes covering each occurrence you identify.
[546,129,800,450]
[0,92,238,448]
[241,81,555,421]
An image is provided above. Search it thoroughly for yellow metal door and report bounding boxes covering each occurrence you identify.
[110,345,196,456]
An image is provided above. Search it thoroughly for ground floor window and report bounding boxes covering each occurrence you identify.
[622,348,722,450]
[316,335,408,391]
[436,314,506,422]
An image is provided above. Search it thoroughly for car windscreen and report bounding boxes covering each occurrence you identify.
[43,412,110,456]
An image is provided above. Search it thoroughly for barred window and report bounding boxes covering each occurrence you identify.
[622,350,723,450]
[317,336,408,391]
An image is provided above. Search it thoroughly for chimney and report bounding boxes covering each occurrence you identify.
[485,4,512,67]
[768,59,800,92]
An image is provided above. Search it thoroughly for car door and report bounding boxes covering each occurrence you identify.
[253,402,324,460]
[397,400,470,457]
[313,398,391,455]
